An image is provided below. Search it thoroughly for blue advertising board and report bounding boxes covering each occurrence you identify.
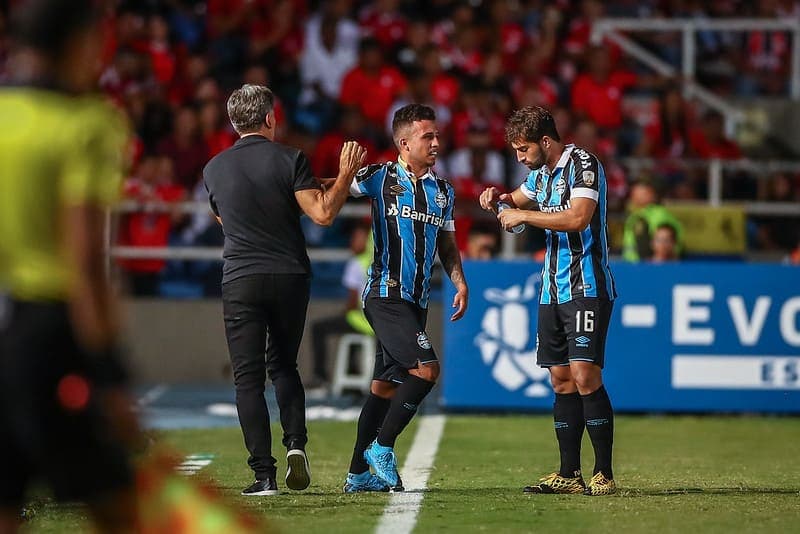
[442,261,800,413]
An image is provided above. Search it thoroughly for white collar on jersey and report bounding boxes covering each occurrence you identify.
[397,156,434,180]
[553,144,576,170]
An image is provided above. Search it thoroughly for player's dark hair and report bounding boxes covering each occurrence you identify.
[391,104,436,137]
[505,106,561,144]
[10,0,98,60]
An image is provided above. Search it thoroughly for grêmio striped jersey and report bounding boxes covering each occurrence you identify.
[519,144,617,304]
[350,159,455,309]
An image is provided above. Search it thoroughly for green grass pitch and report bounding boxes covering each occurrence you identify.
[22,415,800,533]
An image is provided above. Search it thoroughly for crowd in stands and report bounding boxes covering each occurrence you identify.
[1,0,798,296]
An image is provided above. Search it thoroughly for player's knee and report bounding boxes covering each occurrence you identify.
[572,371,603,394]
[550,375,576,394]
[409,361,439,382]
[370,380,396,398]
[549,367,575,393]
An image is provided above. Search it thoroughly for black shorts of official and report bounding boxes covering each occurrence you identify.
[0,299,133,508]
[363,296,437,384]
[536,297,614,369]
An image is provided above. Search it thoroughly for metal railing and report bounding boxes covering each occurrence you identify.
[591,18,800,136]
[109,157,800,262]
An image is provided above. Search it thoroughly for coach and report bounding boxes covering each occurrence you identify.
[203,84,365,496]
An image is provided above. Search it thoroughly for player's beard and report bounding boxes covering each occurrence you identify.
[526,142,546,169]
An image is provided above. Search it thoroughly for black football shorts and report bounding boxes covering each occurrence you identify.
[536,297,614,368]
[363,296,437,383]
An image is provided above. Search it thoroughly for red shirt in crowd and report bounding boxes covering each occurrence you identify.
[339,66,407,127]
[689,129,742,159]
[359,7,408,51]
[118,179,186,273]
[571,70,637,129]
[312,133,377,179]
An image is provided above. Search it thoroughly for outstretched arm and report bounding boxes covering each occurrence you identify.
[296,141,366,226]
[437,230,468,321]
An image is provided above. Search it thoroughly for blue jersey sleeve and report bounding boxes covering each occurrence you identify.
[349,164,386,199]
[568,147,603,202]
[519,169,541,201]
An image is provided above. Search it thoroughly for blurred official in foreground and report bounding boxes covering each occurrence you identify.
[0,1,138,532]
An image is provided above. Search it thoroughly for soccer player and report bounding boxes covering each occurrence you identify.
[0,0,138,531]
[479,106,618,496]
[342,104,468,492]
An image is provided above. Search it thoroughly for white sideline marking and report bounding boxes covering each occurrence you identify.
[176,454,215,476]
[375,415,446,534]
[137,384,168,407]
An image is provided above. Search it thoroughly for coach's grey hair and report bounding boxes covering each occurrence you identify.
[226,84,275,134]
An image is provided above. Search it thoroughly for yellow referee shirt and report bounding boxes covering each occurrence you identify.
[0,87,127,301]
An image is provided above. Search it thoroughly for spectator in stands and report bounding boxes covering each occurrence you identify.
[510,52,560,109]
[199,98,236,159]
[157,104,209,190]
[689,110,742,160]
[386,67,452,145]
[358,0,408,53]
[312,108,377,180]
[417,44,460,108]
[622,179,684,262]
[571,45,637,131]
[448,121,506,193]
[395,18,432,70]
[309,222,374,390]
[339,38,407,131]
[463,224,500,260]
[145,14,176,87]
[117,155,187,296]
[450,79,506,150]
[636,83,693,159]
[650,223,681,263]
[297,4,359,133]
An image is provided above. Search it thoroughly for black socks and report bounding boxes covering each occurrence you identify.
[582,385,614,479]
[554,392,585,478]
[376,375,434,448]
[349,393,391,474]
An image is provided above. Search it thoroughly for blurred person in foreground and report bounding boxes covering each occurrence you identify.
[0,1,138,531]
[480,106,617,496]
[341,104,468,493]
[203,84,365,496]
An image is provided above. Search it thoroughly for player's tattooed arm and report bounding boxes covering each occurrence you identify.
[437,231,468,321]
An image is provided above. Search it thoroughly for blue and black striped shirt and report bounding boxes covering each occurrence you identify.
[520,144,617,304]
[350,159,455,309]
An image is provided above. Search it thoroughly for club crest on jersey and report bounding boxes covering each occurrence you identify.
[416,332,432,350]
[582,170,595,186]
[555,178,566,195]
[434,191,448,209]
